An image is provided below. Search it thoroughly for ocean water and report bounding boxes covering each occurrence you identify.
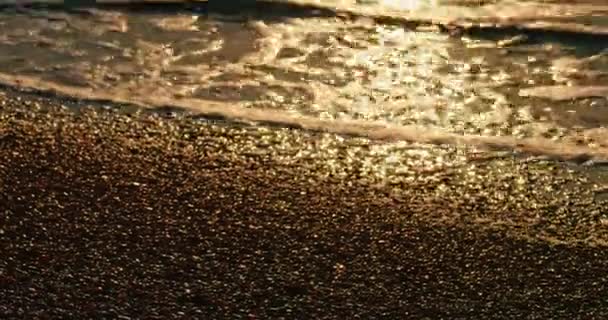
[0,0,607,163]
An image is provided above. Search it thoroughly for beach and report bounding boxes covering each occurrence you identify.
[1,0,608,318]
[2,87,608,318]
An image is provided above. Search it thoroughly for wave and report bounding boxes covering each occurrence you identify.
[2,72,607,163]
[2,1,608,162]
[4,0,608,38]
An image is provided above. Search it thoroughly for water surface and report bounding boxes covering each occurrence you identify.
[1,0,607,163]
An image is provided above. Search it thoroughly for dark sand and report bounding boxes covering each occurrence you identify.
[1,88,608,319]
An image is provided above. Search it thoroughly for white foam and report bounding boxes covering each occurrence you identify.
[2,72,608,163]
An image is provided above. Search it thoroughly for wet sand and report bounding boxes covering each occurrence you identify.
[1,89,608,319]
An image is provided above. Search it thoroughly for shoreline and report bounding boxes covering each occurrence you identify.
[1,90,608,318]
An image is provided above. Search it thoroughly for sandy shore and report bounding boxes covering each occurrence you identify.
[1,88,608,319]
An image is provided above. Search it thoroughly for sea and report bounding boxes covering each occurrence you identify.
[1,0,607,163]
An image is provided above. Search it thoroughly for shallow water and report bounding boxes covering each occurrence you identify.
[1,0,608,164]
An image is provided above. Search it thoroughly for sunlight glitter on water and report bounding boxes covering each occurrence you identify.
[378,0,437,10]
[0,0,607,162]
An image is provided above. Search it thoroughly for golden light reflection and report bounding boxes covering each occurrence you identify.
[380,0,438,10]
